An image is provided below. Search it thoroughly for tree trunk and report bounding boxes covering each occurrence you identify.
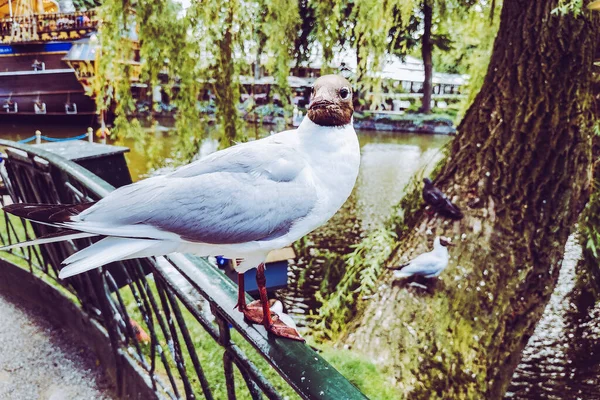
[420,0,433,113]
[343,1,598,398]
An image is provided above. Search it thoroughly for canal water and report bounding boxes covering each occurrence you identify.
[1,122,599,397]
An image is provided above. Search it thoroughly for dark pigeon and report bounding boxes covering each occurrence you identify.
[422,178,463,220]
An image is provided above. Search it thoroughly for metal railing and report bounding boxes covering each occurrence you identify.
[0,139,367,400]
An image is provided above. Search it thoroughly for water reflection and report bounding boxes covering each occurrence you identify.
[356,139,448,230]
[507,236,600,399]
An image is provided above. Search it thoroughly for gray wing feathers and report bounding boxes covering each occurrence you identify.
[402,254,444,276]
[76,141,316,244]
[169,141,305,182]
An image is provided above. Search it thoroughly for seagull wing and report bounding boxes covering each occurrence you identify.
[68,139,318,244]
[396,253,445,277]
[423,187,445,207]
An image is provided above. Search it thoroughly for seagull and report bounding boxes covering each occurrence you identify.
[422,178,463,220]
[1,74,360,341]
[388,236,454,279]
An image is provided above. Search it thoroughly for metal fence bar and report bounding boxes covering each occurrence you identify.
[163,286,215,400]
[0,139,368,400]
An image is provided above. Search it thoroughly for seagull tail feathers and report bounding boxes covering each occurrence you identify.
[393,270,414,279]
[440,198,463,220]
[3,202,95,225]
[59,237,160,279]
[386,262,409,271]
[0,230,99,251]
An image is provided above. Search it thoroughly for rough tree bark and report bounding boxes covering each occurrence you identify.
[343,1,599,398]
[420,0,433,114]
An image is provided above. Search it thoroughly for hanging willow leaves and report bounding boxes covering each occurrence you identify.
[262,0,300,113]
[95,0,302,158]
[94,0,208,166]
[310,0,345,73]
[351,0,398,104]
[94,0,486,166]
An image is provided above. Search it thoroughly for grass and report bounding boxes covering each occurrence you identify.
[117,277,302,400]
[315,343,403,400]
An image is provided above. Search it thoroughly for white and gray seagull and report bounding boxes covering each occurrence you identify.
[388,236,454,279]
[1,74,360,341]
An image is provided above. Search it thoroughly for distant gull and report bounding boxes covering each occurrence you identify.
[388,236,453,279]
[1,74,360,341]
[422,178,463,220]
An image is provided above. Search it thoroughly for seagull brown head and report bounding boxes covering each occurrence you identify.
[307,74,353,127]
[439,236,455,247]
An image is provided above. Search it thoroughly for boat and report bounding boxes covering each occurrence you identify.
[0,0,98,121]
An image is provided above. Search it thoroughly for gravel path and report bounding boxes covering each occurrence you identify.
[0,293,116,400]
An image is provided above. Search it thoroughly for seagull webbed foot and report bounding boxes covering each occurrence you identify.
[237,264,305,341]
[269,313,304,341]
[240,300,304,341]
[240,299,267,324]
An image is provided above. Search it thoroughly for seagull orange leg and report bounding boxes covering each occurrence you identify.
[238,263,303,341]
[255,263,274,328]
[256,263,304,342]
[237,271,264,324]
[235,273,247,310]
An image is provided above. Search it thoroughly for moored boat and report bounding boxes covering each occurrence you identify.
[0,1,97,121]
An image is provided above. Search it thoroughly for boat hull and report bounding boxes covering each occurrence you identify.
[0,42,96,121]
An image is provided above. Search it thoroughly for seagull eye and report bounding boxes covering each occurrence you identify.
[339,87,350,99]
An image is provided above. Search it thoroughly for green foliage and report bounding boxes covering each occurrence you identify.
[94,0,488,159]
[577,119,600,297]
[294,0,316,66]
[310,156,453,341]
[94,0,211,163]
[95,0,300,159]
[351,0,398,96]
[553,0,585,15]
[73,0,101,10]
[315,343,404,399]
[432,2,500,75]
[389,0,457,59]
[262,0,299,114]
[310,0,345,72]
[312,227,396,340]
[451,3,500,121]
[311,175,427,341]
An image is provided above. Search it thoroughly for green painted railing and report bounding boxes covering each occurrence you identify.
[0,139,367,400]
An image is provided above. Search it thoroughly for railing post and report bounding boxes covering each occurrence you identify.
[87,127,93,143]
[35,130,41,144]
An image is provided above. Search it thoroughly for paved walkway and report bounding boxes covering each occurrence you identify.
[0,293,116,400]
